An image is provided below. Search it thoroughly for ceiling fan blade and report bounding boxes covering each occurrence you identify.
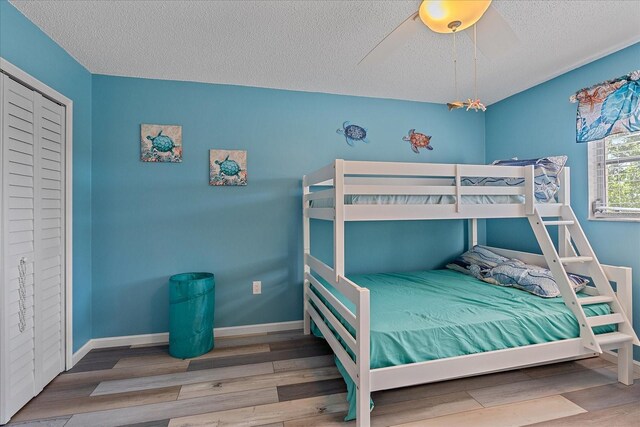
[359,11,422,67]
[467,5,519,59]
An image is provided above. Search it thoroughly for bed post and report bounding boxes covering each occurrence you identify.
[302,176,311,335]
[356,287,370,427]
[557,167,573,257]
[616,267,634,385]
[524,165,535,215]
[468,219,478,250]
[454,164,461,213]
[334,160,345,280]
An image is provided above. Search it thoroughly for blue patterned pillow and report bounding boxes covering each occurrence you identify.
[491,156,568,202]
[483,258,589,298]
[446,246,590,298]
[462,156,568,202]
[445,245,509,280]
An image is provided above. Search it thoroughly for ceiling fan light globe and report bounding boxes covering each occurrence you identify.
[426,0,446,19]
[419,0,492,33]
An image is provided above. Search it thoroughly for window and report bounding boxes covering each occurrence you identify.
[588,131,640,220]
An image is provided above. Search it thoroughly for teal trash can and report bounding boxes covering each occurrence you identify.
[169,272,215,359]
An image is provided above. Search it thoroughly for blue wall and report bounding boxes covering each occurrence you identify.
[485,43,640,360]
[90,75,485,338]
[0,1,92,351]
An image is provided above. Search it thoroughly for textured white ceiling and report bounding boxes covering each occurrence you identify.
[9,0,640,105]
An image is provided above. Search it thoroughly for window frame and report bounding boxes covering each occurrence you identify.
[588,131,640,222]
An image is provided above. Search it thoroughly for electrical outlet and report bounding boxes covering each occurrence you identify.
[252,281,262,295]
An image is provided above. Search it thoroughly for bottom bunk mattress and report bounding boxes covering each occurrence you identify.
[310,269,614,420]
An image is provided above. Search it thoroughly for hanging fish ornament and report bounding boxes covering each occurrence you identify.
[447,98,486,112]
[447,25,486,113]
[447,101,465,110]
[465,98,486,111]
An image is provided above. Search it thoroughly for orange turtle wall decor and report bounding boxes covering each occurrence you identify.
[403,129,433,153]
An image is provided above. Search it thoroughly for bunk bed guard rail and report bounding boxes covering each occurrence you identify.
[303,160,570,222]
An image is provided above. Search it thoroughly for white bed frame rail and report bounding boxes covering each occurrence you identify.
[302,159,635,427]
[302,254,370,421]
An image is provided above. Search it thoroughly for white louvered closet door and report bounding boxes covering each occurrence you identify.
[34,93,66,387]
[0,74,66,424]
[1,74,37,423]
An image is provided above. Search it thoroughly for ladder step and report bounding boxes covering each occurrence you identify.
[579,295,614,305]
[595,332,633,347]
[543,220,575,226]
[587,313,625,328]
[559,256,593,264]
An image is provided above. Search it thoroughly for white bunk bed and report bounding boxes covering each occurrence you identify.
[302,159,639,427]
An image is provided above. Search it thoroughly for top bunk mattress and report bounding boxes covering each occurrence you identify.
[312,269,614,368]
[310,194,525,208]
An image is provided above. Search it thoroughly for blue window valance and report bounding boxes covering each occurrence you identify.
[570,70,640,143]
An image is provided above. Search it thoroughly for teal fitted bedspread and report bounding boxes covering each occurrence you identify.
[310,269,614,420]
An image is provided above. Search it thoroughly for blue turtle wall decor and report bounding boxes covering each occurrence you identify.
[147,130,175,153]
[337,121,369,146]
[141,124,183,162]
[215,156,242,177]
[210,150,247,186]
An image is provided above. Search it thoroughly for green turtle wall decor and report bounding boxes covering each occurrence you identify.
[210,149,247,186]
[141,124,183,162]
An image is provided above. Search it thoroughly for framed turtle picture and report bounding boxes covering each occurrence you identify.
[141,124,182,162]
[209,149,247,186]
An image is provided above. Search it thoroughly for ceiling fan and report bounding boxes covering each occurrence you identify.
[359,0,519,67]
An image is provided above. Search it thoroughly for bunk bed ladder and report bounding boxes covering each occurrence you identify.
[528,206,639,354]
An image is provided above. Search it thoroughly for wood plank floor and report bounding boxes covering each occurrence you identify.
[6,330,639,427]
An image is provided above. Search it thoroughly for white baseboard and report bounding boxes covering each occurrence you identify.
[71,340,93,366]
[213,320,303,337]
[69,320,303,368]
[90,332,170,350]
[600,350,640,375]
